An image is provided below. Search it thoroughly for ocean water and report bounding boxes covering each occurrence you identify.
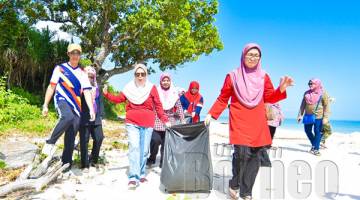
[206,115,360,134]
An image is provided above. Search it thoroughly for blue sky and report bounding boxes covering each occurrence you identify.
[106,0,360,121]
[38,1,360,121]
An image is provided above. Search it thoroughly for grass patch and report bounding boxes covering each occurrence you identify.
[0,167,24,186]
[0,160,6,169]
[111,141,128,151]
[0,111,57,138]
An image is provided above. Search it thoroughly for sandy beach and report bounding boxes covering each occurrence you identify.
[28,121,360,200]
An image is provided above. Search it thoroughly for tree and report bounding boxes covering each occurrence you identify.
[24,0,223,84]
[0,1,69,94]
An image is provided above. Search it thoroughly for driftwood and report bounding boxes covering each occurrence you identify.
[0,146,68,197]
[0,162,69,196]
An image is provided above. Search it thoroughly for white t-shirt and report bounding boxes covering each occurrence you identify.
[50,63,91,116]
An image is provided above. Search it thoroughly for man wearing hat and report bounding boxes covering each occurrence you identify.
[41,43,96,170]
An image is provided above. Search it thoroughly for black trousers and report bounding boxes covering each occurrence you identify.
[46,100,80,165]
[79,125,104,168]
[148,130,165,166]
[269,126,277,139]
[229,145,262,198]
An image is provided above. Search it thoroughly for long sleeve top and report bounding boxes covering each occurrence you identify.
[104,86,168,128]
[297,90,330,120]
[209,74,287,147]
[154,99,185,132]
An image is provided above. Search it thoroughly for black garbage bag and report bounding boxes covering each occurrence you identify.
[160,122,213,193]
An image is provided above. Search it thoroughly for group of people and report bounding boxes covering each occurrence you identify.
[102,64,205,189]
[40,43,205,189]
[40,43,331,200]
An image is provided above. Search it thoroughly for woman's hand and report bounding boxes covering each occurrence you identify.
[165,122,171,128]
[204,114,213,126]
[297,117,302,124]
[323,118,329,125]
[280,76,295,93]
[103,84,108,94]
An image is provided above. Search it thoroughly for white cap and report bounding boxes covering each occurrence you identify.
[67,44,82,53]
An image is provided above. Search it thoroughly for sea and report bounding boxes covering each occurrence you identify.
[205,115,360,134]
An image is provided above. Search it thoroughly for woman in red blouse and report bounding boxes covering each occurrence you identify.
[205,43,294,200]
[103,64,170,190]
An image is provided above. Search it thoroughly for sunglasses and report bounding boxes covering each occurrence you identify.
[135,72,146,77]
[308,82,313,86]
[69,51,81,56]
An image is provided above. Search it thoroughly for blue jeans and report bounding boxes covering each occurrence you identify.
[304,119,323,150]
[126,123,153,182]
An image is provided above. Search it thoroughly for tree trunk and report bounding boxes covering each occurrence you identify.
[6,65,12,90]
[42,67,48,94]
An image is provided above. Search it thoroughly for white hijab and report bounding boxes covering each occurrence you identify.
[157,73,179,110]
[122,64,154,105]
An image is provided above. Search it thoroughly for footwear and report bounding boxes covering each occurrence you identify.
[309,147,315,153]
[146,160,155,168]
[320,143,327,149]
[41,143,56,156]
[128,181,138,190]
[62,165,72,173]
[270,146,278,150]
[140,178,148,183]
[242,196,253,200]
[312,150,321,156]
[229,187,239,200]
[82,168,89,174]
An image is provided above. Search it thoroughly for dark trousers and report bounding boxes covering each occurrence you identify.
[269,126,277,139]
[46,100,80,165]
[304,119,323,150]
[229,145,261,198]
[79,125,104,168]
[148,130,165,166]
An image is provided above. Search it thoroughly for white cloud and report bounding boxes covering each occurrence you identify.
[34,21,80,42]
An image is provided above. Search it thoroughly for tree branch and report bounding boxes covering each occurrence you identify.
[99,65,134,84]
[111,29,142,49]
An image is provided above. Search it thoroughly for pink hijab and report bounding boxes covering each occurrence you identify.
[305,78,323,105]
[229,43,266,108]
[157,73,179,110]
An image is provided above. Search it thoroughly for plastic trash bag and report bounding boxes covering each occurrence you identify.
[160,122,213,193]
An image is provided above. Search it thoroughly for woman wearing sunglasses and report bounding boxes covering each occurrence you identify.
[103,64,170,190]
[297,79,330,156]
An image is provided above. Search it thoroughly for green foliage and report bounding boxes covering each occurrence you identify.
[0,1,69,94]
[103,85,126,120]
[0,76,39,124]
[0,76,57,134]
[23,0,223,82]
[79,58,93,68]
[0,160,6,169]
[11,87,42,106]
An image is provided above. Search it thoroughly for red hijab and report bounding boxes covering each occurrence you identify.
[184,81,202,113]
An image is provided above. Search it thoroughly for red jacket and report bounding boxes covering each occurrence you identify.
[104,86,168,128]
[209,74,287,147]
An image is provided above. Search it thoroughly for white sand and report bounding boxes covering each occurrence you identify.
[31,122,360,200]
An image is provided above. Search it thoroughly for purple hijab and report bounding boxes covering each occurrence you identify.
[229,43,266,108]
[305,78,323,105]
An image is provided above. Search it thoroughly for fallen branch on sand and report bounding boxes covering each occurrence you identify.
[0,146,67,197]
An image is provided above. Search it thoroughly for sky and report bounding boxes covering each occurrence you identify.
[37,0,360,121]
